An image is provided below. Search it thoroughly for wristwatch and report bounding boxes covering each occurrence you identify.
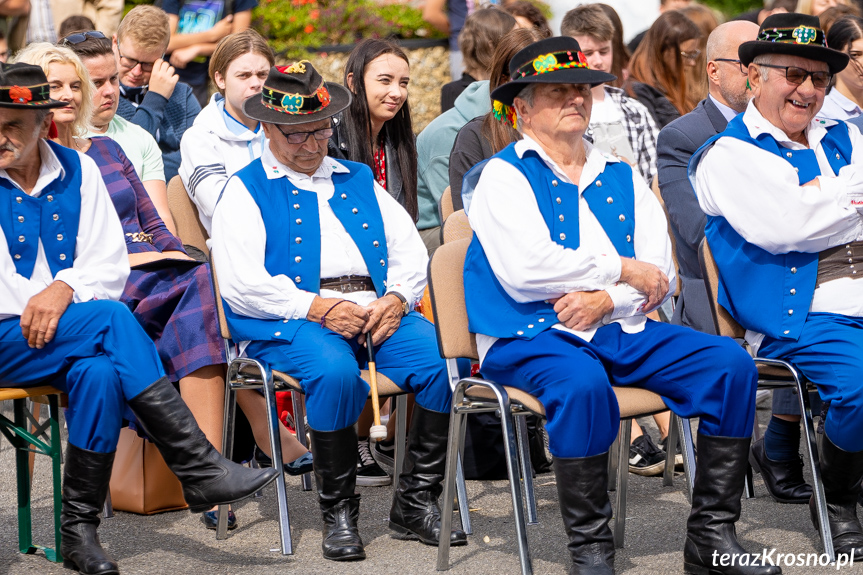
[389,291,411,316]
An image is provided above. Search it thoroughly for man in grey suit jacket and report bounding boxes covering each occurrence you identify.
[658,20,814,506]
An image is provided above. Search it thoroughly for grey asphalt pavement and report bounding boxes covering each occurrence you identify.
[3,402,863,575]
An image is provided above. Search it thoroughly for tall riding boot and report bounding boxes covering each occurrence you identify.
[127,376,279,512]
[60,444,118,575]
[309,424,365,561]
[553,453,614,575]
[684,433,781,575]
[809,432,863,561]
[389,405,467,546]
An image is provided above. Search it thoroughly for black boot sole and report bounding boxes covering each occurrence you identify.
[388,520,468,546]
[322,549,366,561]
[63,559,119,575]
[748,452,810,504]
[684,561,720,575]
[185,468,280,513]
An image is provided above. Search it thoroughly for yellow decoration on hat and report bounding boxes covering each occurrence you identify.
[285,60,310,74]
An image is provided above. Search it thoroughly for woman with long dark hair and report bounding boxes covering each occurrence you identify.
[331,39,417,222]
[626,10,702,128]
[822,15,863,120]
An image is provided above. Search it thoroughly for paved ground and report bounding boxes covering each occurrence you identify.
[3,402,863,575]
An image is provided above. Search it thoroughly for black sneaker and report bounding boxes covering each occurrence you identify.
[372,437,395,473]
[658,435,684,469]
[357,437,391,486]
[628,434,666,477]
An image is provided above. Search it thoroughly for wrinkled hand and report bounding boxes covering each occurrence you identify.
[551,291,613,331]
[20,281,74,349]
[169,45,198,69]
[361,294,403,346]
[148,58,179,100]
[208,15,234,42]
[619,258,669,313]
[308,297,368,339]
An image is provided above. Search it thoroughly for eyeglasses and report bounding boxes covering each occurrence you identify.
[276,125,334,144]
[680,49,702,61]
[714,58,747,75]
[118,51,161,73]
[60,30,109,46]
[757,63,832,89]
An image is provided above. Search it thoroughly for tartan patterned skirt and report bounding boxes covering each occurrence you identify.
[121,259,225,381]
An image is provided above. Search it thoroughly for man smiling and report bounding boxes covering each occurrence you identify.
[693,12,863,562]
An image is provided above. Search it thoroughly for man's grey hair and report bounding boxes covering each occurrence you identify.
[752,54,777,80]
[34,109,50,125]
[512,84,540,132]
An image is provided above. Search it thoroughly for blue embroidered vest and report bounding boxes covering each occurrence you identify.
[224,159,389,343]
[688,115,852,341]
[464,144,636,340]
[0,140,82,278]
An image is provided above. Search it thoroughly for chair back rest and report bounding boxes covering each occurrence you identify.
[698,238,745,339]
[427,238,478,360]
[651,175,680,298]
[440,185,454,222]
[208,259,233,341]
[167,176,210,255]
[442,209,472,244]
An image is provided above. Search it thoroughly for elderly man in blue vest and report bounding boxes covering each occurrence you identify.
[467,37,775,575]
[210,61,463,562]
[0,61,278,575]
[693,12,863,563]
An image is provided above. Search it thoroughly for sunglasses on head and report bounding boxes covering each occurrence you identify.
[60,30,109,46]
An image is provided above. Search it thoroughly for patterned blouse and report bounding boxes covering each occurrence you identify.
[84,137,185,255]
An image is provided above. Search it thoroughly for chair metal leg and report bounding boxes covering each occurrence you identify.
[752,409,763,442]
[608,433,620,492]
[438,382,467,571]
[102,490,114,519]
[799,379,833,562]
[516,415,538,525]
[663,413,679,487]
[613,418,632,549]
[216,385,237,540]
[455,415,471,536]
[291,391,312,491]
[394,394,408,489]
[679,416,696,503]
[263,371,292,555]
[47,395,62,562]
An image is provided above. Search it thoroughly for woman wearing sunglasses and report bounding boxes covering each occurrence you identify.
[821,15,863,120]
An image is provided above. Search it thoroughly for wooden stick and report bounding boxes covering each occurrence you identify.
[366,338,386,441]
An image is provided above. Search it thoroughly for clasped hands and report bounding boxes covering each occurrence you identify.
[309,294,404,346]
[551,258,669,331]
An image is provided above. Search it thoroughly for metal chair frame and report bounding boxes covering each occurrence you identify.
[698,238,833,562]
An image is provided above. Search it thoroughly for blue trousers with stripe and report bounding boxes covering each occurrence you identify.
[480,321,758,458]
[245,313,452,431]
[0,300,166,453]
[759,312,863,452]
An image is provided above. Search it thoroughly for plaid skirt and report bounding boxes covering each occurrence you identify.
[121,259,225,381]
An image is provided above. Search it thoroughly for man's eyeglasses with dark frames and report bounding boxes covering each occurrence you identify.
[714,58,747,75]
[118,51,162,73]
[276,125,334,144]
[756,63,832,89]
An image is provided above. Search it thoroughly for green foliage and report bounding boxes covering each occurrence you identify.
[699,0,763,17]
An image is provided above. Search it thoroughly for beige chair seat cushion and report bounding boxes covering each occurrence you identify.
[0,386,67,407]
[238,365,404,396]
[465,384,668,420]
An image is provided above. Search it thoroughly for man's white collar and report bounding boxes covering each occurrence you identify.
[513,134,619,189]
[742,99,837,148]
[261,144,349,182]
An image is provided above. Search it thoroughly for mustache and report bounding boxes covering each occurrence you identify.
[0,143,19,154]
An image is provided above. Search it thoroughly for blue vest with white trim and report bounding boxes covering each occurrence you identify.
[463,144,636,340]
[688,114,852,341]
[223,158,389,343]
[0,140,82,278]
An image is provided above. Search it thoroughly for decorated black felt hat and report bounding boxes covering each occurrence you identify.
[0,62,65,109]
[490,36,617,107]
[739,13,848,75]
[243,60,351,125]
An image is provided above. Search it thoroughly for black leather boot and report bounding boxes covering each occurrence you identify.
[389,405,467,546]
[309,425,365,561]
[553,453,614,575]
[809,432,863,561]
[127,376,279,513]
[749,438,812,504]
[684,433,781,575]
[60,444,118,575]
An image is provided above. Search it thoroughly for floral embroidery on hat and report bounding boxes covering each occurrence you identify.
[9,86,31,103]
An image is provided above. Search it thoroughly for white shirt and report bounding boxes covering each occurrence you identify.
[468,135,676,362]
[694,100,863,350]
[0,140,130,321]
[819,89,862,122]
[211,146,428,347]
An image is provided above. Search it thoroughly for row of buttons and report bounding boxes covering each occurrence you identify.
[16,195,56,203]
[515,317,547,336]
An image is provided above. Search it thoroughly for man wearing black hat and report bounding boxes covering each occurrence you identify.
[0,61,278,575]
[465,36,776,575]
[693,12,863,563]
[210,60,463,562]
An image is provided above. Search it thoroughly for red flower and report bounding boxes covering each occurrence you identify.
[310,9,319,19]
[9,85,31,104]
[304,24,315,33]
